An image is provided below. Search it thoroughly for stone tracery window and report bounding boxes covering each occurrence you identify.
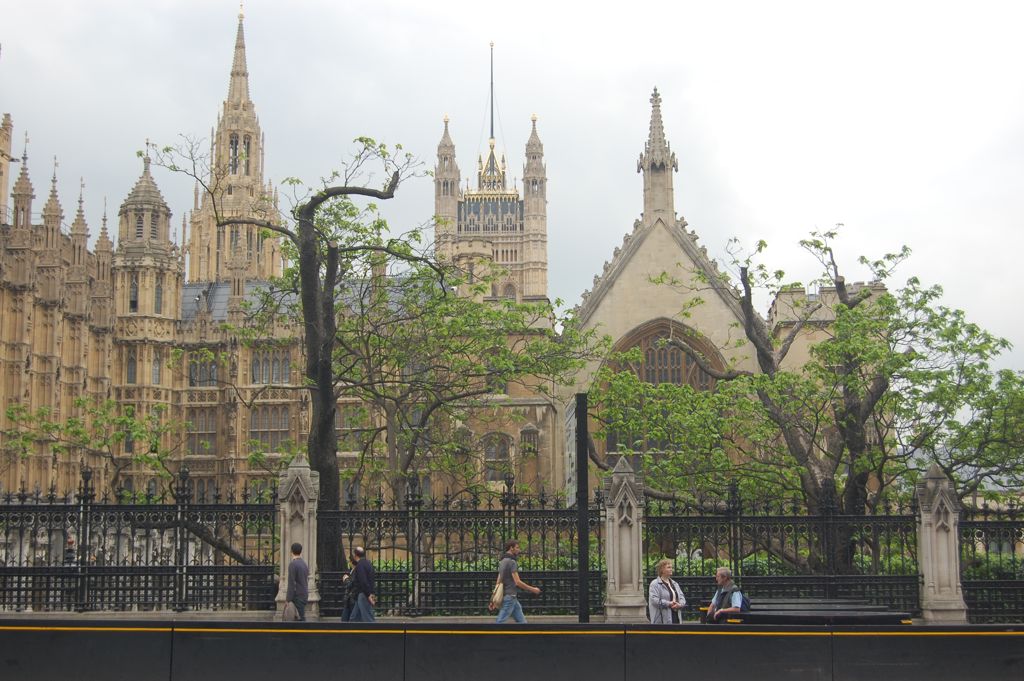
[229,134,239,174]
[483,433,512,483]
[250,405,290,451]
[605,319,723,453]
[188,408,217,455]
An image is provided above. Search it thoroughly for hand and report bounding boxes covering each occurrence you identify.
[488,602,497,612]
[532,586,541,595]
[670,601,681,610]
[341,574,350,582]
[368,594,376,606]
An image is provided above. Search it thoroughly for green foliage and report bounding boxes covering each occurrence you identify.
[593,226,1023,518]
[2,397,188,490]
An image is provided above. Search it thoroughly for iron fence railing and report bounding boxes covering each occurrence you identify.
[960,506,1024,623]
[317,478,605,617]
[643,489,921,619]
[0,467,277,612]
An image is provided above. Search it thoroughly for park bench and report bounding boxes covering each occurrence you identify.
[699,597,913,625]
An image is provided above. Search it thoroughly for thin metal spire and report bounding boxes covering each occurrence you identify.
[489,42,495,140]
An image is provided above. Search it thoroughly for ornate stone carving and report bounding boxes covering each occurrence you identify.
[603,457,647,622]
[915,463,968,623]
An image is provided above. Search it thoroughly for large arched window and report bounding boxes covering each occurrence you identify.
[613,319,720,390]
[605,319,724,453]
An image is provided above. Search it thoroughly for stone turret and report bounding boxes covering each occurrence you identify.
[637,87,678,222]
[434,116,461,250]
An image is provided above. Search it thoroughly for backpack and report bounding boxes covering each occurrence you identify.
[739,592,751,612]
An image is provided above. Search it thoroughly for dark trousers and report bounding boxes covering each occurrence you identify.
[292,597,307,621]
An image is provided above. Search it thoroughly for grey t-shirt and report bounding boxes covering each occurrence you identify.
[498,555,519,597]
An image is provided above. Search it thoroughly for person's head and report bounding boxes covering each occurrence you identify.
[714,567,733,586]
[503,540,520,556]
[291,542,302,557]
[353,546,366,560]
[655,558,673,578]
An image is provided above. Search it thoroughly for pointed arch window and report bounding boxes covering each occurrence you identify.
[135,213,144,239]
[126,349,137,384]
[150,212,159,240]
[229,134,239,174]
[129,275,139,313]
[605,320,723,453]
[243,136,251,175]
[152,351,162,386]
[483,433,512,483]
[154,276,164,315]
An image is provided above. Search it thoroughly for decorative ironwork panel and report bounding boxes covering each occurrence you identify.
[643,493,921,618]
[318,481,604,617]
[0,469,277,612]
[960,511,1024,623]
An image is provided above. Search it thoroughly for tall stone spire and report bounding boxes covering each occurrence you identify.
[71,178,89,265]
[189,11,279,283]
[11,141,35,232]
[227,10,250,103]
[42,158,63,250]
[637,87,678,220]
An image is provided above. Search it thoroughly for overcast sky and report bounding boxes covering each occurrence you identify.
[2,0,1023,369]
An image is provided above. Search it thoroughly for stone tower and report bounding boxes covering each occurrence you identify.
[433,47,549,303]
[111,152,183,456]
[187,11,281,284]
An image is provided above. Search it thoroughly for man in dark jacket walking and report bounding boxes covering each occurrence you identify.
[348,546,376,622]
[286,542,309,621]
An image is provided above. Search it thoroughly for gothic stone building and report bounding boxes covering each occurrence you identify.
[0,15,843,502]
[0,14,558,500]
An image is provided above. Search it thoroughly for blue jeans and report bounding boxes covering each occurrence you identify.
[349,592,376,622]
[495,595,526,623]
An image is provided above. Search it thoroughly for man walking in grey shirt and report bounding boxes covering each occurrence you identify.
[491,540,541,623]
[286,542,309,621]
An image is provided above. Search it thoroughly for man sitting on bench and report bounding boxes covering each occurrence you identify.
[707,567,745,623]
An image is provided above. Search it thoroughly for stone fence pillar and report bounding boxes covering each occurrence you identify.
[915,463,968,623]
[276,455,320,618]
[603,457,647,622]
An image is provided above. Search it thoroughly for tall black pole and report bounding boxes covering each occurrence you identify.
[575,392,590,623]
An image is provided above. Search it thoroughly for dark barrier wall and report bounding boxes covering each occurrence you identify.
[832,625,1024,681]
[0,620,173,681]
[404,624,624,681]
[171,622,406,681]
[625,625,834,681]
[2,621,1024,681]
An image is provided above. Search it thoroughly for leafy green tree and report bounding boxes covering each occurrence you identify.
[593,228,1018,515]
[152,137,603,572]
[3,398,187,495]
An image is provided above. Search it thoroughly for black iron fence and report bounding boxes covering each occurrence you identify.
[317,479,605,617]
[960,504,1024,623]
[644,488,921,620]
[0,467,278,612]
